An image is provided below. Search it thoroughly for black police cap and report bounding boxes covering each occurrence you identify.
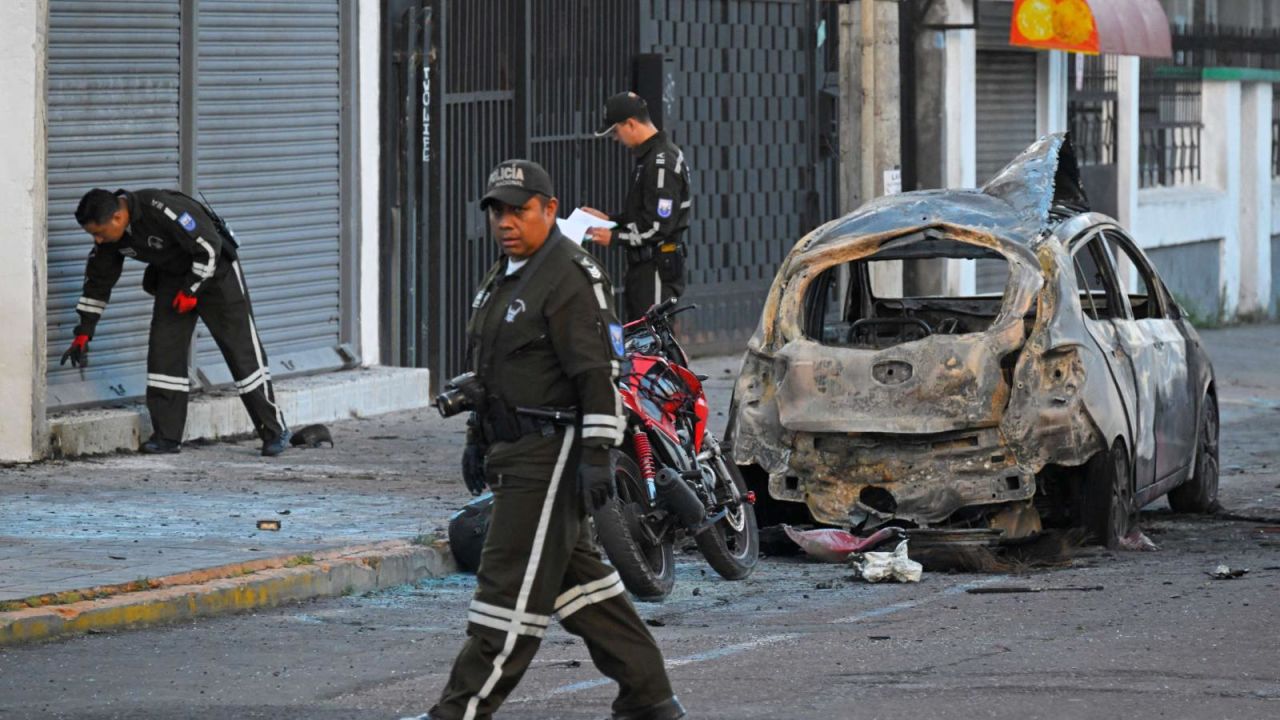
[594,92,648,137]
[480,159,556,210]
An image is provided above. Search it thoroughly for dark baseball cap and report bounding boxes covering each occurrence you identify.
[594,91,648,137]
[479,159,555,210]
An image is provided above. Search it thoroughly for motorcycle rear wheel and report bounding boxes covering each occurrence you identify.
[694,438,759,581]
[593,450,676,601]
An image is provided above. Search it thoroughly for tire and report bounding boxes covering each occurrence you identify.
[694,448,759,581]
[592,450,675,602]
[1168,393,1220,513]
[1081,441,1132,549]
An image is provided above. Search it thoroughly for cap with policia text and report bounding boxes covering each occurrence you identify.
[594,91,648,137]
[480,159,556,210]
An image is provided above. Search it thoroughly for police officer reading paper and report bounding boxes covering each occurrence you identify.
[581,92,692,321]
[66,189,289,457]
[407,160,685,720]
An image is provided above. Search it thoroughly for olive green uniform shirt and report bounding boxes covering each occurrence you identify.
[467,230,626,475]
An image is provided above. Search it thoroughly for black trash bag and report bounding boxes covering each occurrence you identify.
[290,424,334,448]
[448,491,493,572]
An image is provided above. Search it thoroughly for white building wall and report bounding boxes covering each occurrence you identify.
[1115,58,1277,320]
[943,26,977,295]
[1116,57,1141,230]
[358,0,381,366]
[0,0,48,462]
[1037,51,1068,136]
[1239,82,1273,315]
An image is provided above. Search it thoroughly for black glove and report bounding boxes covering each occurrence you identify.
[578,448,616,512]
[461,443,487,496]
[60,334,89,368]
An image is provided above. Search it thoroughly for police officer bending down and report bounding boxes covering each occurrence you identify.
[581,91,692,321]
[409,161,684,720]
[67,189,289,456]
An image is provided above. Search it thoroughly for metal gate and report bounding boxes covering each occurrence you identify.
[383,0,840,383]
[46,0,182,408]
[646,0,842,353]
[382,0,636,379]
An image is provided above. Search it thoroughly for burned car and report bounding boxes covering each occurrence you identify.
[727,134,1219,548]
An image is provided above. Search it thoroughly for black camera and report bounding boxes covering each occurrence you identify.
[434,372,486,418]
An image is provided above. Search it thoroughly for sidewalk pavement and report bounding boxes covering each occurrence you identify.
[0,353,743,644]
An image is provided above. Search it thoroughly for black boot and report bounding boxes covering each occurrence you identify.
[612,696,686,720]
[140,435,181,454]
[261,429,291,457]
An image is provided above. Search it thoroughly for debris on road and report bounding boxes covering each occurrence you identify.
[256,519,281,531]
[1118,528,1159,552]
[850,540,923,583]
[966,585,1103,594]
[290,424,334,448]
[1208,565,1249,579]
[782,524,903,563]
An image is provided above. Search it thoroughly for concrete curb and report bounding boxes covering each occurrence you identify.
[0,540,456,646]
[48,366,431,458]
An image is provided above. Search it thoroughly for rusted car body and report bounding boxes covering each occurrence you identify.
[727,135,1219,546]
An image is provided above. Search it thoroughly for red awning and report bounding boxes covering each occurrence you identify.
[1009,0,1172,58]
[1090,0,1172,58]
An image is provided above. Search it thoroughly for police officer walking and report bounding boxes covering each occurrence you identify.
[65,188,289,456]
[408,160,685,720]
[581,91,692,321]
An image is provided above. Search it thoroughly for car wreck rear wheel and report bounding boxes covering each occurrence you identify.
[1081,442,1132,549]
[1168,393,1220,514]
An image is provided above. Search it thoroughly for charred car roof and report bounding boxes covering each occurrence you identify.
[799,133,1089,257]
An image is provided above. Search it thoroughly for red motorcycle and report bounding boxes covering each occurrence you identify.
[592,298,759,600]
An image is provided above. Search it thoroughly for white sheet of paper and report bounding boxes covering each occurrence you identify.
[557,208,616,244]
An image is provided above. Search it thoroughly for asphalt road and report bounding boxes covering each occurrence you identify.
[1,325,1279,719]
[0,516,1276,720]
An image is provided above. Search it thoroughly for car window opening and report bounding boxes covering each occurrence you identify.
[804,238,1022,350]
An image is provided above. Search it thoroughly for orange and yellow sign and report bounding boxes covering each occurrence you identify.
[1010,0,1100,54]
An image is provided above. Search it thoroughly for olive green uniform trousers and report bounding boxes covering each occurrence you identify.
[430,429,673,720]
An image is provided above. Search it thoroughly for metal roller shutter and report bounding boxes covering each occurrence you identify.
[193,0,344,384]
[975,3,1036,294]
[46,0,182,408]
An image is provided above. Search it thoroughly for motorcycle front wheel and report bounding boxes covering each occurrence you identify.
[694,437,759,581]
[592,450,676,601]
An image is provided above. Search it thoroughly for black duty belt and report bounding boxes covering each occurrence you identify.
[481,405,580,443]
[627,240,685,265]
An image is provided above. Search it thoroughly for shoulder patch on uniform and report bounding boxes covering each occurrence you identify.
[574,254,606,283]
[655,152,666,166]
[178,212,197,232]
[609,323,625,357]
[657,198,673,218]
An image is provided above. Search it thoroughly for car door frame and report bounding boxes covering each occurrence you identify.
[1065,226,1160,494]
[1101,227,1199,488]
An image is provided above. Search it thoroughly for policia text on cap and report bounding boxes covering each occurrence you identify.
[581,92,692,322]
[409,160,685,720]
